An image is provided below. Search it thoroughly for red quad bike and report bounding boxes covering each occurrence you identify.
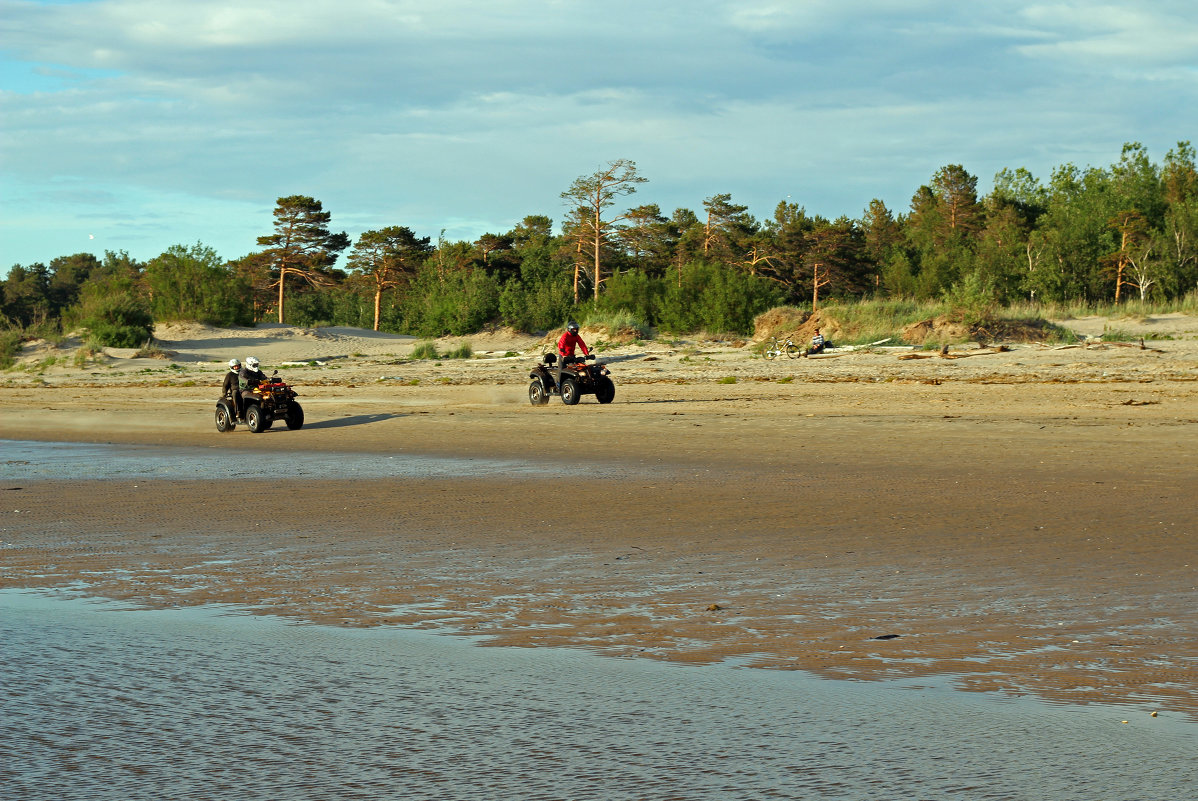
[215,371,304,433]
[528,352,615,406]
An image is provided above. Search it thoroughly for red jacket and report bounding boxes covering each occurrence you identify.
[557,330,589,358]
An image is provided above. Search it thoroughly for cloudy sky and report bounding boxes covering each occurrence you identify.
[1,0,1195,270]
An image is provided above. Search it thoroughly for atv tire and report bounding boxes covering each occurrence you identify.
[595,376,615,404]
[245,404,266,434]
[285,402,304,430]
[560,377,580,405]
[528,378,550,406]
[215,402,236,432]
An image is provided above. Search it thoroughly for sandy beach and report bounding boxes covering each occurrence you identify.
[2,315,1196,718]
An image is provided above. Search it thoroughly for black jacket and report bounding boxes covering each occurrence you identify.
[221,369,240,398]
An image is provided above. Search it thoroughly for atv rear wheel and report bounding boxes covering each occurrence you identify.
[285,402,304,430]
[595,376,615,404]
[560,377,580,405]
[215,402,236,432]
[528,378,550,406]
[245,404,266,433]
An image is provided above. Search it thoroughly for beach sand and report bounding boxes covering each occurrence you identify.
[2,316,1196,717]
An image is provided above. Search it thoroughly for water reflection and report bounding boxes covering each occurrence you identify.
[2,591,1193,801]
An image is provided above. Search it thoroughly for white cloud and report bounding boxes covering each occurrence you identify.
[1,0,1195,267]
[1016,3,1198,64]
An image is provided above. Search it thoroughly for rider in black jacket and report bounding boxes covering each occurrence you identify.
[221,358,242,418]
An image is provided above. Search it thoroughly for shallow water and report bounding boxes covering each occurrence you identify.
[2,591,1192,801]
[0,439,629,482]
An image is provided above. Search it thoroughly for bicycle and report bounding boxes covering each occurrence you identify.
[763,336,800,359]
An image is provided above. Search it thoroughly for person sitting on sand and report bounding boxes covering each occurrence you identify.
[809,328,827,354]
[555,320,590,390]
[238,356,267,402]
[222,358,243,418]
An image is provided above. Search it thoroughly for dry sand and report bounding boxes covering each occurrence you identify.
[2,315,1196,718]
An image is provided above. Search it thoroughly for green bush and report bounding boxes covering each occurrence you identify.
[410,341,438,359]
[595,270,659,330]
[656,262,783,335]
[87,321,150,348]
[68,277,153,348]
[0,330,22,369]
[400,265,501,337]
[584,308,652,339]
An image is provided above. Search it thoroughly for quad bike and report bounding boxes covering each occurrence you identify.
[215,371,304,433]
[528,352,615,406]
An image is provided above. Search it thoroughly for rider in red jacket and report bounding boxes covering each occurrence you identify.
[555,320,589,390]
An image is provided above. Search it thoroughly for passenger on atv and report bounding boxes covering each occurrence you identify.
[221,358,243,420]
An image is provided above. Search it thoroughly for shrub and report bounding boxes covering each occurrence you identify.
[410,341,438,359]
[0,330,21,369]
[656,262,783,335]
[70,279,153,348]
[87,320,151,348]
[133,340,173,359]
[595,270,659,331]
[73,345,104,368]
[584,308,652,340]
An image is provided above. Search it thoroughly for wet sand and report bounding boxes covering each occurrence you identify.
[3,372,1196,720]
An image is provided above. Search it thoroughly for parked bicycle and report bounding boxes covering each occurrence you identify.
[763,336,800,359]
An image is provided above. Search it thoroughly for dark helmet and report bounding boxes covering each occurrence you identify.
[566,320,580,334]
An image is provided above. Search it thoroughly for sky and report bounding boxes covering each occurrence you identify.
[1,0,1196,272]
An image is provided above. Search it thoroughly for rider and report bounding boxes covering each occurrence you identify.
[221,358,243,418]
[809,328,826,355]
[555,320,590,391]
[238,356,267,405]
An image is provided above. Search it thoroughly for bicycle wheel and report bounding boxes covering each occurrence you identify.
[783,340,799,359]
[763,340,778,360]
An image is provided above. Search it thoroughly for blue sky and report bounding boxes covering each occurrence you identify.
[2,0,1195,271]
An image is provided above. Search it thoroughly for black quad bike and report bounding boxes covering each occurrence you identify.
[528,352,615,406]
[215,371,304,433]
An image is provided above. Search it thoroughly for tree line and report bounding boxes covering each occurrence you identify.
[3,142,1196,347]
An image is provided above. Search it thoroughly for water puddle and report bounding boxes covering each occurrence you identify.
[2,589,1193,801]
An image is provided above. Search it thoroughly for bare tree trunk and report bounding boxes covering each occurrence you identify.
[277,270,287,323]
[373,288,382,331]
[593,205,602,303]
[573,239,582,305]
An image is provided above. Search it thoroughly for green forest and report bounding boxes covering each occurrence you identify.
[4,142,1197,355]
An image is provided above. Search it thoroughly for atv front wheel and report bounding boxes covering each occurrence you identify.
[595,376,615,404]
[528,378,550,406]
[285,402,304,430]
[560,377,580,405]
[245,404,266,433]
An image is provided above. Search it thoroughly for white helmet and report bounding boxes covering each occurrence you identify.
[246,356,260,370]
[228,358,241,369]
